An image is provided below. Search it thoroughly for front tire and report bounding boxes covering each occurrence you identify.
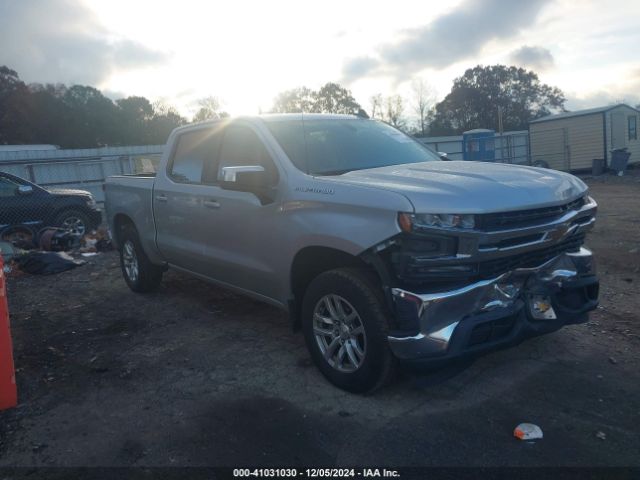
[119,226,163,293]
[54,209,91,236]
[302,268,396,393]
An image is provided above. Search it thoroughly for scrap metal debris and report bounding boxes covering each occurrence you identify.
[38,227,79,252]
[0,226,114,276]
[14,251,85,275]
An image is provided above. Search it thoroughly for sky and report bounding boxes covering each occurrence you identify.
[1,0,639,119]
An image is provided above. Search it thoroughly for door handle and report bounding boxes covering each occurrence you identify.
[203,199,221,209]
[155,194,168,202]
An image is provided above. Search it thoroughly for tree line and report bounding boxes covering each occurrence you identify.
[273,66,568,136]
[0,64,572,148]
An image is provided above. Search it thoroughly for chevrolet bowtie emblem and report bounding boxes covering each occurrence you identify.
[548,223,572,242]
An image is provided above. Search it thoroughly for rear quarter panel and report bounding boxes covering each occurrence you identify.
[104,176,164,264]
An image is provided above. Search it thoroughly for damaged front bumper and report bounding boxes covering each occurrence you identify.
[388,247,599,366]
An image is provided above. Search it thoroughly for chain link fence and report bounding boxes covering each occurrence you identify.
[419,130,530,164]
[0,145,162,250]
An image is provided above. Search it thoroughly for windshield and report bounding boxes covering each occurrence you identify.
[265,118,441,175]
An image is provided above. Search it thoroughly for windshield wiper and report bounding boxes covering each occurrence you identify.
[315,169,353,176]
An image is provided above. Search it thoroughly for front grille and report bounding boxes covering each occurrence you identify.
[476,197,585,231]
[478,232,585,279]
[395,232,586,285]
[468,314,517,347]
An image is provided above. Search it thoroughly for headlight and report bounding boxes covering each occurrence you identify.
[398,212,475,233]
[86,197,97,208]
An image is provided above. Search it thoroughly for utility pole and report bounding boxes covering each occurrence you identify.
[497,106,505,162]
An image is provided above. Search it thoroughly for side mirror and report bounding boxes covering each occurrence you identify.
[18,185,34,195]
[220,165,276,205]
[438,152,450,161]
[220,165,266,183]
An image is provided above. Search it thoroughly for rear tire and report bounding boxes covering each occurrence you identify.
[119,226,163,293]
[302,268,396,393]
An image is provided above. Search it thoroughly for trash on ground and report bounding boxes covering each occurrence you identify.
[81,252,99,257]
[80,227,112,253]
[596,431,607,440]
[38,227,79,252]
[0,225,36,250]
[514,423,543,441]
[14,251,85,275]
[0,241,18,260]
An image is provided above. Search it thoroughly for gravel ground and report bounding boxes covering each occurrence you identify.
[0,171,639,468]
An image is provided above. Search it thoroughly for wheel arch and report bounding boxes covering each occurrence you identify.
[289,245,391,330]
[112,213,137,249]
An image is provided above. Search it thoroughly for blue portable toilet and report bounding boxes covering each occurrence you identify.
[463,129,495,161]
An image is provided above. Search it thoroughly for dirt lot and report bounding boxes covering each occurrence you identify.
[1,171,639,468]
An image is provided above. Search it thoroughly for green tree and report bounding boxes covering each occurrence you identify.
[148,100,187,144]
[27,83,71,145]
[313,82,361,114]
[192,96,229,122]
[384,95,406,130]
[0,66,33,144]
[62,85,119,147]
[411,78,434,137]
[369,94,383,119]
[271,87,316,113]
[271,83,362,114]
[116,96,154,144]
[0,65,190,147]
[429,65,566,135]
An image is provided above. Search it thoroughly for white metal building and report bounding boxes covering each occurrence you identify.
[529,104,640,171]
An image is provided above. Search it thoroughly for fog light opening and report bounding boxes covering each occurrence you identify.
[530,295,557,320]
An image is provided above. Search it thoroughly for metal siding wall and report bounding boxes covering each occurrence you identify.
[529,125,568,170]
[530,114,603,171]
[611,105,640,165]
[0,146,164,203]
[419,131,529,163]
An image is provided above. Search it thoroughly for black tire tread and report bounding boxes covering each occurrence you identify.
[119,226,163,293]
[302,267,396,393]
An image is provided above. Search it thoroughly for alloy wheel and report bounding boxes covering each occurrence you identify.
[61,216,86,236]
[122,240,139,283]
[313,294,367,372]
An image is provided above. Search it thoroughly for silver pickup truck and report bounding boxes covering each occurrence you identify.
[105,114,599,393]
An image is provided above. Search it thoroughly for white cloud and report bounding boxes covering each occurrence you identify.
[1,0,639,116]
[342,0,553,82]
[0,0,168,86]
[509,46,555,71]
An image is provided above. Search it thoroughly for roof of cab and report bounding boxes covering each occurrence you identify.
[183,113,362,128]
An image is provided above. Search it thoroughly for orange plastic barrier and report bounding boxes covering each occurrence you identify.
[0,253,17,410]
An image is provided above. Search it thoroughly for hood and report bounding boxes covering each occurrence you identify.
[45,188,93,198]
[325,161,587,213]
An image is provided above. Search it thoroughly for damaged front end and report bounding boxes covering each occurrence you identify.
[368,195,600,366]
